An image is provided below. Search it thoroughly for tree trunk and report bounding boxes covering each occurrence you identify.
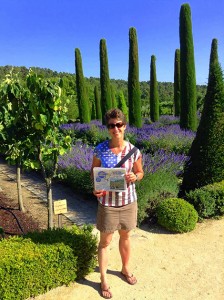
[46,178,54,229]
[16,164,25,212]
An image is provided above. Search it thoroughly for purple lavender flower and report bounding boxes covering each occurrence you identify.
[58,141,188,177]
[58,141,94,171]
[142,150,188,175]
[59,116,194,175]
[130,123,195,154]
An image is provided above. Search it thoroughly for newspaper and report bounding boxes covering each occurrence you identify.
[93,167,127,192]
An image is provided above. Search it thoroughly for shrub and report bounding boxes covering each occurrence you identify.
[156,198,198,233]
[180,38,224,194]
[158,115,180,126]
[71,122,108,145]
[59,167,93,193]
[0,225,97,300]
[185,180,224,218]
[80,124,107,145]
[0,237,77,300]
[139,131,193,155]
[25,225,98,280]
[137,170,179,225]
[142,150,187,176]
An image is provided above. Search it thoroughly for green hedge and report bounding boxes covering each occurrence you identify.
[0,237,77,300]
[156,198,198,233]
[25,225,98,280]
[0,225,97,300]
[185,180,224,218]
[136,169,179,225]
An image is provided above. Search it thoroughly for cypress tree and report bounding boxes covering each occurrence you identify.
[208,38,218,78]
[150,55,159,122]
[110,84,117,108]
[91,100,96,120]
[100,39,112,124]
[117,90,129,122]
[179,3,197,131]
[174,49,181,116]
[94,85,102,120]
[180,39,224,194]
[75,48,90,123]
[128,27,142,128]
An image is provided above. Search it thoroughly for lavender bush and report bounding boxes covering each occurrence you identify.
[61,121,108,146]
[57,141,188,196]
[58,141,94,171]
[61,118,195,155]
[134,123,195,154]
[58,143,188,176]
[58,142,94,192]
[142,149,188,176]
[58,117,193,224]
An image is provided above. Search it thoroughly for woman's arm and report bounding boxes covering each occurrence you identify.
[91,155,101,178]
[133,156,144,181]
[91,155,105,198]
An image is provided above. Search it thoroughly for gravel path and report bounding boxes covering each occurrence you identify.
[0,157,97,226]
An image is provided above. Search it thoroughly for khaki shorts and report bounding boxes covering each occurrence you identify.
[96,201,137,233]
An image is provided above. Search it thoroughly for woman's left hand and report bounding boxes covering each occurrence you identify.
[125,172,137,183]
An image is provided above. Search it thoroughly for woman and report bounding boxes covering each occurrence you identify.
[91,108,144,299]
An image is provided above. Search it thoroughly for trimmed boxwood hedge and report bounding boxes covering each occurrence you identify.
[185,180,224,218]
[156,198,198,233]
[0,237,77,300]
[0,225,98,300]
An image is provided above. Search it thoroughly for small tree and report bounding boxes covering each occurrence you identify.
[150,55,159,122]
[174,49,181,116]
[0,70,72,225]
[27,70,72,228]
[100,39,112,123]
[75,48,90,123]
[0,71,32,212]
[179,3,197,131]
[128,27,142,128]
[180,39,224,194]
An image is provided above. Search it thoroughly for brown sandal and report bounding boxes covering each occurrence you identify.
[121,272,137,285]
[100,284,113,299]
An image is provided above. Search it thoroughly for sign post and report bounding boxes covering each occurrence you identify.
[53,199,67,228]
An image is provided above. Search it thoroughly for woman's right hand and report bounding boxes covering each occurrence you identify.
[93,190,105,198]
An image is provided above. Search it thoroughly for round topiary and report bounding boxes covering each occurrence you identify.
[156,198,198,233]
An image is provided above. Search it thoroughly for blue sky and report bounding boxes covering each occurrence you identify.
[0,0,223,84]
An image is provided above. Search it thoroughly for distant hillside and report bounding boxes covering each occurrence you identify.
[0,65,207,116]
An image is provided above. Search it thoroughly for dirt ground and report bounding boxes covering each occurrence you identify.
[0,170,224,300]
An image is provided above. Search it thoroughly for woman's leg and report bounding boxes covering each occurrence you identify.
[118,229,137,284]
[118,229,131,273]
[98,231,114,298]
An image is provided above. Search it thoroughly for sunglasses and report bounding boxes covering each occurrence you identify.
[107,122,124,129]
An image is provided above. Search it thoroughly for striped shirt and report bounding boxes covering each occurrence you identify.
[93,140,141,207]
